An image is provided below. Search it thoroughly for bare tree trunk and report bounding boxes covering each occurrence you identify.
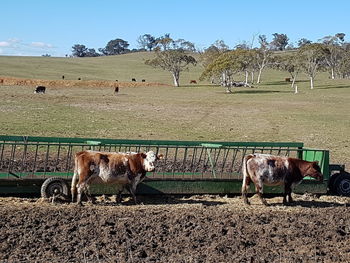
[251,72,254,84]
[172,71,180,87]
[310,76,314,89]
[245,71,248,86]
[222,72,226,85]
[257,68,263,83]
[331,68,335,79]
[291,73,297,89]
[294,85,298,94]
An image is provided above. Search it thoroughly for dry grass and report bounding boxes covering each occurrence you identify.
[0,53,349,170]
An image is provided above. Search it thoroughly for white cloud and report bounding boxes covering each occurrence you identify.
[30,42,54,48]
[0,38,58,56]
[0,38,21,47]
[0,41,11,47]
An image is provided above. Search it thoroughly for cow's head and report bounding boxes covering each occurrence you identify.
[305,161,323,181]
[141,151,163,172]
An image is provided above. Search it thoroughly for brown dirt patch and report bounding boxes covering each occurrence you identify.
[0,76,170,88]
[1,194,350,262]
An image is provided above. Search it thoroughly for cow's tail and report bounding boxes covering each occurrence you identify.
[242,154,254,204]
[71,157,80,203]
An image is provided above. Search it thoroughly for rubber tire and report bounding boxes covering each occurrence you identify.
[41,177,69,199]
[328,173,341,194]
[333,173,350,196]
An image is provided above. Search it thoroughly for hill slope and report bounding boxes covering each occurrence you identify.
[0,52,203,85]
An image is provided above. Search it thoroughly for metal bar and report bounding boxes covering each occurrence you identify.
[220,148,230,175]
[182,147,188,179]
[229,149,239,175]
[43,145,50,174]
[8,143,16,174]
[0,135,305,148]
[32,143,39,173]
[163,147,169,179]
[20,143,28,172]
[190,147,197,178]
[0,141,5,166]
[172,147,178,178]
[65,145,73,173]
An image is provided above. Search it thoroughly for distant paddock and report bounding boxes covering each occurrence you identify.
[0,76,170,88]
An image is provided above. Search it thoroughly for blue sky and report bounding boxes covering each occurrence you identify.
[1,0,349,56]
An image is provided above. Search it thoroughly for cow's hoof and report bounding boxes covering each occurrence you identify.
[262,201,269,206]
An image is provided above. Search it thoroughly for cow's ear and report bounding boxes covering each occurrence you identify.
[140,152,147,159]
[157,154,164,160]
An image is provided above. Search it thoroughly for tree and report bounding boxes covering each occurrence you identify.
[319,33,346,79]
[234,41,250,50]
[155,33,172,50]
[199,40,229,84]
[101,38,130,55]
[145,38,197,87]
[297,38,312,48]
[236,49,257,86]
[271,33,289,51]
[200,40,229,66]
[275,52,302,89]
[338,49,350,78]
[200,49,257,92]
[298,43,328,89]
[255,35,273,83]
[200,51,239,93]
[72,44,88,57]
[85,48,100,57]
[137,34,157,51]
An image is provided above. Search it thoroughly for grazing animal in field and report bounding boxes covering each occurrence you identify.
[241,154,323,205]
[141,79,146,82]
[71,150,163,205]
[62,75,65,80]
[78,78,81,80]
[34,86,46,94]
[285,78,291,82]
[231,81,246,87]
[132,78,136,82]
[190,80,197,84]
[114,85,119,94]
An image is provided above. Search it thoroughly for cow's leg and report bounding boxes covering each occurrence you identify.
[126,184,138,205]
[76,183,84,206]
[241,175,252,205]
[283,183,293,204]
[115,186,124,204]
[84,176,96,204]
[256,181,268,206]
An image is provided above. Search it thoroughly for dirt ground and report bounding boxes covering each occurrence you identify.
[0,76,170,88]
[1,194,350,263]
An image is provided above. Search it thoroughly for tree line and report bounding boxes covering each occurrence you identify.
[199,33,350,92]
[71,33,350,89]
[71,33,175,57]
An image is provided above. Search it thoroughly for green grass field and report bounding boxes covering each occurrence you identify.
[0,53,349,167]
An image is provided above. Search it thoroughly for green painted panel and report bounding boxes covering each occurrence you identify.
[0,135,304,148]
[0,178,328,195]
[302,149,330,180]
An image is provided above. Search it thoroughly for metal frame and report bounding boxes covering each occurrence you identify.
[0,135,330,195]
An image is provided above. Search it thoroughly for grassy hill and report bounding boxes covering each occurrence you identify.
[0,52,202,85]
[0,52,349,167]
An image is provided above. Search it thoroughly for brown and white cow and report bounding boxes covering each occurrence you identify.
[241,154,323,205]
[71,150,163,205]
